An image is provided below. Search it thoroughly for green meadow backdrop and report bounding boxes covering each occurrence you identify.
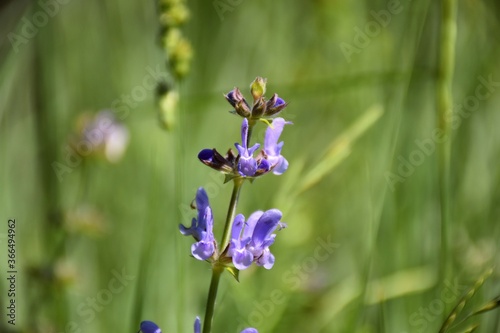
[1,0,499,332]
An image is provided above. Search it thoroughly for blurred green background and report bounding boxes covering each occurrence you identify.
[1,0,500,332]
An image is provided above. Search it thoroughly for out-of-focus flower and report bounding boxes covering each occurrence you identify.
[74,110,129,163]
[64,204,107,237]
[139,320,162,333]
[179,188,216,261]
[227,209,285,270]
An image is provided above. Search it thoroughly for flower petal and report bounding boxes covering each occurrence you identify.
[256,247,275,269]
[231,214,245,241]
[264,118,287,156]
[272,156,289,175]
[242,211,263,240]
[238,156,258,176]
[251,209,282,248]
[194,317,201,333]
[191,240,215,261]
[232,248,254,270]
[240,118,249,149]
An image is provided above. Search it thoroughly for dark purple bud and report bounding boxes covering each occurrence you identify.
[265,93,288,116]
[198,148,234,174]
[140,321,161,333]
[225,88,251,117]
[225,88,242,107]
[251,97,266,118]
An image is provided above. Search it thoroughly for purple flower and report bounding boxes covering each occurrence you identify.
[235,118,259,176]
[194,317,257,333]
[235,118,269,177]
[179,188,216,261]
[227,209,284,270]
[139,321,161,333]
[264,117,291,175]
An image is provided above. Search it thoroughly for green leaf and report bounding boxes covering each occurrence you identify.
[225,266,240,282]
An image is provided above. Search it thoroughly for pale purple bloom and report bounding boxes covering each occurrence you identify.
[235,118,262,177]
[179,188,216,260]
[264,117,291,175]
[194,317,257,333]
[139,321,161,333]
[227,209,284,270]
[82,110,129,163]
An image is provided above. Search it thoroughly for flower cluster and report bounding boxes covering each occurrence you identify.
[179,188,285,270]
[179,188,216,261]
[199,78,291,179]
[199,117,291,178]
[226,77,287,119]
[228,210,286,270]
[142,77,291,333]
[139,318,257,333]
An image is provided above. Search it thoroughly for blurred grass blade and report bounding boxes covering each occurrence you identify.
[296,104,384,195]
[469,295,500,316]
[457,324,479,333]
[365,266,436,305]
[439,268,493,333]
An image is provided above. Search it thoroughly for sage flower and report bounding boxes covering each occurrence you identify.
[179,188,216,260]
[227,209,284,270]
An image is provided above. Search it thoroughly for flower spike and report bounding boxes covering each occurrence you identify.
[179,188,216,261]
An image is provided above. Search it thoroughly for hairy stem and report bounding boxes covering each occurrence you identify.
[220,178,244,256]
[202,265,224,333]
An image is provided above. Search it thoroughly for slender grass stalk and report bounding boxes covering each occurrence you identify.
[436,0,457,315]
[32,17,69,332]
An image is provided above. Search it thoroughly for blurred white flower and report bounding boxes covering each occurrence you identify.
[78,110,130,163]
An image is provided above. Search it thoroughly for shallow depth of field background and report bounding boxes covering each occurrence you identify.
[1,0,500,332]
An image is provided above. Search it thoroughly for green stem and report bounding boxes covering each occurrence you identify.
[202,265,224,333]
[437,0,457,312]
[220,178,244,255]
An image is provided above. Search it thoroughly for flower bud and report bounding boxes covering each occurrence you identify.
[225,88,251,117]
[251,97,266,118]
[250,77,267,101]
[265,93,287,116]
